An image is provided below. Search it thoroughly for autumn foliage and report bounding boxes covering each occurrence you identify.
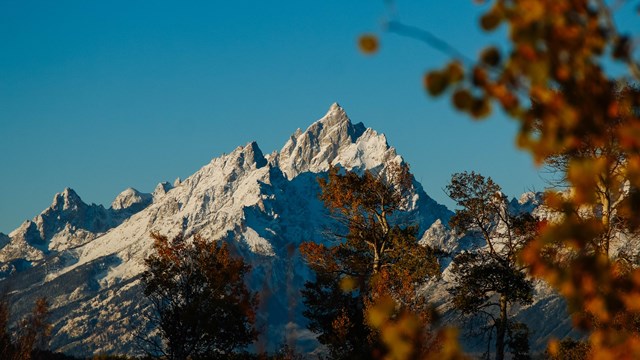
[360,0,640,357]
[300,163,441,359]
[364,0,640,358]
[142,232,258,360]
[0,296,52,360]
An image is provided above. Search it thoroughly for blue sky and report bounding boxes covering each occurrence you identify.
[1,1,635,233]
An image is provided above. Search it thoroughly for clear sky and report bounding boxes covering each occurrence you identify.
[1,1,635,233]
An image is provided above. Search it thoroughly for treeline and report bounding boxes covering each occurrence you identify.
[3,163,601,360]
[135,163,594,360]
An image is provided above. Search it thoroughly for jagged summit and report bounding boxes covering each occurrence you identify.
[241,141,268,169]
[275,103,391,178]
[51,188,84,211]
[153,182,173,200]
[321,102,353,127]
[0,104,460,356]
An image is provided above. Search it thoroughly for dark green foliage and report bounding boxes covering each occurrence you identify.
[449,253,533,314]
[141,232,259,360]
[506,322,530,360]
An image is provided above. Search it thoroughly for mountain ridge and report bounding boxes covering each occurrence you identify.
[0,104,565,356]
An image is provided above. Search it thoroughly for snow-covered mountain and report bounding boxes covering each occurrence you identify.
[0,103,573,357]
[0,187,157,277]
[0,104,453,355]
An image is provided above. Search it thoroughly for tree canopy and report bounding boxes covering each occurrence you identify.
[362,0,640,357]
[446,171,536,360]
[142,232,259,360]
[300,163,441,359]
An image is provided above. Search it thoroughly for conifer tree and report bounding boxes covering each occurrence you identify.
[142,232,258,360]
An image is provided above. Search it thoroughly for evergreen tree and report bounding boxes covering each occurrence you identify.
[142,232,259,360]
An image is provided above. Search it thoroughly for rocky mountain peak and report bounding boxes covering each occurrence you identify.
[321,102,349,127]
[243,141,268,169]
[0,104,461,356]
[153,182,173,200]
[211,142,268,179]
[111,188,153,211]
[51,188,85,212]
[275,103,373,178]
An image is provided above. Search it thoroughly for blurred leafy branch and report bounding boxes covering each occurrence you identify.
[360,0,640,358]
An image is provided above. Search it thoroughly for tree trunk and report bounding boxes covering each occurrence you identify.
[599,185,611,257]
[495,294,507,360]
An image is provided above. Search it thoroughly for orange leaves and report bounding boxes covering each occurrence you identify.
[514,0,545,26]
[366,295,423,360]
[480,47,501,67]
[142,232,259,357]
[424,62,465,97]
[566,157,608,204]
[425,327,468,360]
[359,34,379,54]
[364,0,640,355]
[480,9,502,31]
[331,310,353,340]
[368,294,467,360]
[589,330,640,360]
[306,165,442,358]
[452,89,473,110]
[446,61,465,83]
[299,242,340,274]
[421,0,640,175]
[424,72,449,96]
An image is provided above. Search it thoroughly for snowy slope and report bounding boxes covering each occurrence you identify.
[0,187,157,278]
[418,192,582,356]
[0,104,577,357]
[0,104,454,356]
